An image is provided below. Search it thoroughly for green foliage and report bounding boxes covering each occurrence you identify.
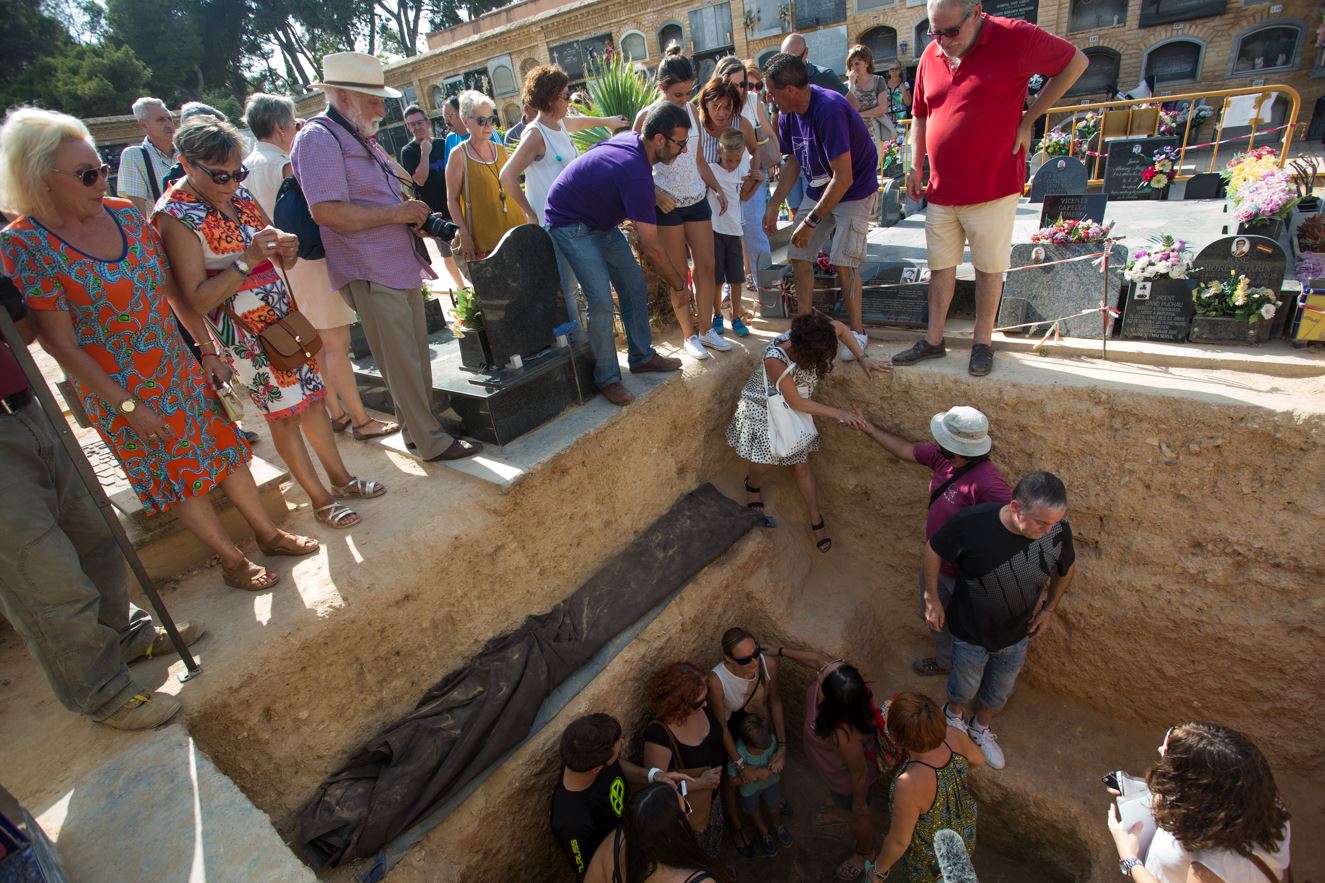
[570,54,655,154]
[454,287,483,328]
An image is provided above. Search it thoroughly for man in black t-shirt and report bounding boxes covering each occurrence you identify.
[550,713,688,879]
[399,104,466,288]
[924,470,1076,772]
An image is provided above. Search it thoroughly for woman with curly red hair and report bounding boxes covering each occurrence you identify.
[642,662,726,854]
[1106,721,1292,882]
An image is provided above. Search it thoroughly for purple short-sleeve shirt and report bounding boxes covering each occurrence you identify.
[544,132,656,231]
[289,115,435,292]
[914,442,1014,577]
[777,86,878,204]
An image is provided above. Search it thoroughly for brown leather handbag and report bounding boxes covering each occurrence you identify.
[222,265,322,372]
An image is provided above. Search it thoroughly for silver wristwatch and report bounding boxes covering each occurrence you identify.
[233,257,252,276]
[1119,857,1143,876]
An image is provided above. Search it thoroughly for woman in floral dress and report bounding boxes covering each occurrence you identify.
[0,107,309,590]
[155,118,385,529]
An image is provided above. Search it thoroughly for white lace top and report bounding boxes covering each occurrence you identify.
[649,101,706,207]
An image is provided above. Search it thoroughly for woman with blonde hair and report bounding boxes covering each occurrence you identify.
[446,90,522,263]
[0,107,307,591]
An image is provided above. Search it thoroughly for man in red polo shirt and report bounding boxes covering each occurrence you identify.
[894,1,1085,376]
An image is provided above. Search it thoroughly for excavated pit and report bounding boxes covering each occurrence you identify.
[176,334,1325,882]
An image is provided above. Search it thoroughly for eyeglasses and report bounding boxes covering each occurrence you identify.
[730,646,762,665]
[927,11,972,39]
[54,164,111,187]
[194,162,250,185]
[472,114,499,126]
[662,134,688,152]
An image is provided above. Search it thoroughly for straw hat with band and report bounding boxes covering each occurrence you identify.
[313,52,402,99]
[929,406,992,458]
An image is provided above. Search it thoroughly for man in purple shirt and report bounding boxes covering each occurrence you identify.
[761,53,879,364]
[544,103,687,406]
[861,406,1012,676]
[292,52,480,462]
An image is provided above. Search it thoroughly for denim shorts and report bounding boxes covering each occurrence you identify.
[656,197,713,227]
[740,781,781,816]
[946,636,1029,712]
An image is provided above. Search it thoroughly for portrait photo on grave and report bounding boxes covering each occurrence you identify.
[1232,237,1250,258]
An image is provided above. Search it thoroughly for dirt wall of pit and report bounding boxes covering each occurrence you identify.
[180,337,1324,881]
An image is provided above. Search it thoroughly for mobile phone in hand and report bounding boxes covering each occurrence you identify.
[1101,771,1121,792]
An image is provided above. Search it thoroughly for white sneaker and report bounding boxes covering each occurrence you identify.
[838,330,870,362]
[969,723,1005,769]
[700,329,734,352]
[684,335,710,359]
[942,704,968,734]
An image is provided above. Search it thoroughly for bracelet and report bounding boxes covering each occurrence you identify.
[776,647,783,657]
[198,343,219,355]
[803,217,819,229]
[647,767,662,784]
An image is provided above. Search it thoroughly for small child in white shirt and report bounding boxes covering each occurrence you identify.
[709,129,758,337]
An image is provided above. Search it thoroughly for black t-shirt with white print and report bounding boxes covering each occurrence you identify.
[550,760,626,880]
[930,502,1075,651]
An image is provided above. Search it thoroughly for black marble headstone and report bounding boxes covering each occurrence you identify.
[1190,235,1286,294]
[859,262,929,327]
[465,225,567,368]
[1119,277,1194,341]
[1039,193,1108,226]
[1028,156,1089,203]
[996,242,1128,339]
[1182,173,1226,200]
[877,178,902,228]
[1103,137,1179,201]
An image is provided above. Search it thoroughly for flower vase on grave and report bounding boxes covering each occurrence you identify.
[457,325,495,370]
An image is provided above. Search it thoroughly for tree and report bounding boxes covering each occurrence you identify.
[105,0,204,100]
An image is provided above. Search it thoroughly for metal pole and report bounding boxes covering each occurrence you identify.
[0,310,201,682]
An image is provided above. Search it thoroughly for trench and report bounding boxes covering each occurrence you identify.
[179,334,1325,882]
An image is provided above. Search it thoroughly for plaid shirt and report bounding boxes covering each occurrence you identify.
[290,113,436,292]
[115,137,176,204]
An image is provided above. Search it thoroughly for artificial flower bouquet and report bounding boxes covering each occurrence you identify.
[1139,146,1180,192]
[1123,235,1192,282]
[1029,217,1115,245]
[1193,272,1278,323]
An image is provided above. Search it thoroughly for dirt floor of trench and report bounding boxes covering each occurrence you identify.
[2,323,1323,881]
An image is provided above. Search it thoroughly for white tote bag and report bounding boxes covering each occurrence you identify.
[764,360,817,459]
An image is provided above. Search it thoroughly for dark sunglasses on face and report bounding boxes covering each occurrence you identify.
[730,646,762,665]
[194,161,250,185]
[56,164,111,187]
[472,114,499,126]
[748,81,764,92]
[928,11,972,39]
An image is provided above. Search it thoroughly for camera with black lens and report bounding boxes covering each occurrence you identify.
[421,213,459,242]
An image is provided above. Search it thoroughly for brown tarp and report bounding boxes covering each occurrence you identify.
[299,484,758,867]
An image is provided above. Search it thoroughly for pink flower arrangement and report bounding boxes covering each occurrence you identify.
[1232,169,1300,224]
[1124,235,1192,282]
[1029,217,1115,244]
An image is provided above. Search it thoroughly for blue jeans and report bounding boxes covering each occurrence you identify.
[740,180,771,278]
[946,636,1028,713]
[548,223,657,389]
[551,242,582,331]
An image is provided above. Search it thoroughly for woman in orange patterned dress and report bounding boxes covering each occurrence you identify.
[155,118,386,530]
[0,108,312,591]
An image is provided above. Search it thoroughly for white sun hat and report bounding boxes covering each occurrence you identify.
[929,406,992,457]
[313,52,402,99]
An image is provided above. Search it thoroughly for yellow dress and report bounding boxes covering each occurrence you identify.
[459,142,522,256]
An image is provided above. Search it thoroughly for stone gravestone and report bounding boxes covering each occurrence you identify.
[1119,278,1195,341]
[1182,172,1226,200]
[877,178,902,227]
[996,242,1128,339]
[464,225,567,367]
[1103,137,1178,201]
[859,262,929,327]
[1190,234,1288,335]
[1027,150,1049,180]
[1028,156,1088,203]
[1039,193,1108,227]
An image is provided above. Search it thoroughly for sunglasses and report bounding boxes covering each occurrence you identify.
[55,164,111,187]
[730,646,762,665]
[690,694,708,709]
[472,114,499,126]
[676,783,693,816]
[927,11,972,39]
[194,161,250,185]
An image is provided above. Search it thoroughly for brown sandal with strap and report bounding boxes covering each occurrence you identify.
[329,412,351,433]
[257,529,320,557]
[222,558,281,591]
[352,417,400,440]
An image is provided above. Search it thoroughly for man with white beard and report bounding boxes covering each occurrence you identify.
[292,52,482,462]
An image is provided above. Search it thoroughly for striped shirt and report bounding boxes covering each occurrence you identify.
[115,137,177,205]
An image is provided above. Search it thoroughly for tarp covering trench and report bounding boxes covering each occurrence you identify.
[299,484,760,867]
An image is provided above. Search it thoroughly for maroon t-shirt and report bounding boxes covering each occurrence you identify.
[912,15,1076,206]
[914,443,1013,576]
[0,275,29,399]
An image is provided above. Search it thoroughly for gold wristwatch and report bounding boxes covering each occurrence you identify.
[118,397,138,415]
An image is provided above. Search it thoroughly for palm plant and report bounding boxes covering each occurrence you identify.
[569,53,656,153]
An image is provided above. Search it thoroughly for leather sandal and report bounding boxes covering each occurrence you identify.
[351,417,399,440]
[222,558,281,591]
[329,412,351,433]
[257,529,319,557]
[331,477,386,499]
[812,517,832,553]
[314,502,360,529]
[745,477,778,528]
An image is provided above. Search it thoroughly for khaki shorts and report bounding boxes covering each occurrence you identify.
[787,192,876,270]
[924,193,1019,273]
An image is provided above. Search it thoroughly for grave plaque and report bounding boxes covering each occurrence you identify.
[859,262,929,327]
[1103,137,1178,201]
[465,225,567,367]
[1190,235,1286,294]
[877,178,902,227]
[1182,172,1226,200]
[996,242,1127,339]
[1039,193,1108,226]
[1120,277,1195,341]
[983,0,1039,22]
[1029,156,1089,203]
